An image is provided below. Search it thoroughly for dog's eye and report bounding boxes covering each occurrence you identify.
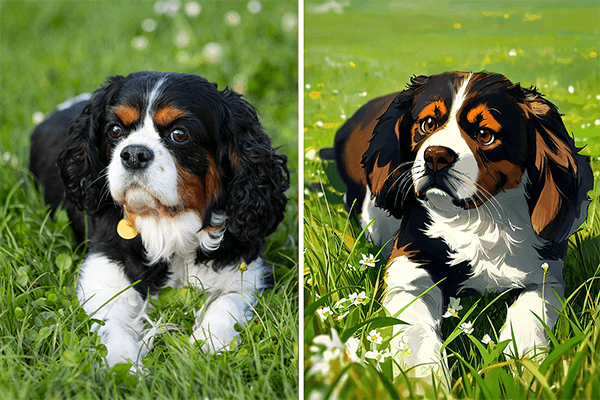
[170,129,189,143]
[420,117,437,134]
[109,125,124,138]
[476,129,495,145]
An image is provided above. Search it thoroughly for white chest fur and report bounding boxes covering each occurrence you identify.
[422,181,558,292]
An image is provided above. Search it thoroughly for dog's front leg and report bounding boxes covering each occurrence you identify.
[383,255,445,374]
[499,278,564,358]
[77,254,148,368]
[190,292,254,352]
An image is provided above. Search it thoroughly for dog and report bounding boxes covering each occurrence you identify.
[322,71,593,374]
[30,71,289,369]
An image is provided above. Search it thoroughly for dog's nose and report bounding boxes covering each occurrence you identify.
[120,145,154,170]
[424,146,457,172]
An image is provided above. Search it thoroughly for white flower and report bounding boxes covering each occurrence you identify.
[359,91,368,97]
[316,306,332,321]
[281,12,298,32]
[366,329,382,344]
[365,349,391,363]
[568,85,575,94]
[481,334,493,345]
[202,42,224,64]
[184,1,201,17]
[305,148,317,160]
[442,297,463,318]
[333,298,349,309]
[32,111,45,125]
[224,10,241,27]
[460,321,474,335]
[541,262,549,273]
[131,36,149,51]
[348,291,368,306]
[359,253,379,268]
[308,329,344,376]
[305,84,311,90]
[509,49,517,57]
[340,114,346,119]
[174,31,191,48]
[141,18,157,32]
[344,337,361,363]
[316,121,323,127]
[595,119,600,126]
[394,331,412,361]
[247,0,261,14]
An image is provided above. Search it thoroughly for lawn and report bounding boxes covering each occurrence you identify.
[0,1,298,399]
[304,1,600,398]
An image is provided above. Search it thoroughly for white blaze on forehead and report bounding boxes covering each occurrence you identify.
[413,73,479,200]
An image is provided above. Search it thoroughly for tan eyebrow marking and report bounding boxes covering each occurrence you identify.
[467,104,502,132]
[154,105,187,126]
[416,100,447,121]
[112,104,141,126]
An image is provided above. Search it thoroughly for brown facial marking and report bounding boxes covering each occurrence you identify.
[154,105,187,126]
[113,104,141,126]
[177,156,222,215]
[466,104,502,132]
[416,100,447,122]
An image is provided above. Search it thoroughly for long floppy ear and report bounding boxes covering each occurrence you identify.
[519,87,593,242]
[218,88,290,253]
[57,75,125,213]
[361,75,427,218]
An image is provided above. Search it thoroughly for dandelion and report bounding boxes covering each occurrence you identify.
[202,42,224,64]
[366,329,382,344]
[481,334,493,345]
[224,11,241,27]
[365,349,391,363]
[349,291,368,306]
[184,1,201,17]
[317,306,332,321]
[141,18,157,32]
[247,0,261,14]
[460,321,474,335]
[131,36,149,51]
[359,253,379,268]
[442,297,463,318]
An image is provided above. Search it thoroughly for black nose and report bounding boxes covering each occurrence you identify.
[120,145,154,170]
[424,146,457,172]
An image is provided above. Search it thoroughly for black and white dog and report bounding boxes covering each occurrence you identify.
[30,71,289,369]
[324,71,592,373]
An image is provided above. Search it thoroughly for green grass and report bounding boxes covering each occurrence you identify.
[0,1,298,399]
[304,1,600,398]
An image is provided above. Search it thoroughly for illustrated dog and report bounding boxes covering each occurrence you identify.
[30,71,289,369]
[323,71,592,372]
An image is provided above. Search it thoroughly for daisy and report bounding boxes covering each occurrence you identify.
[442,297,463,318]
[359,253,379,268]
[366,329,382,345]
[317,306,332,322]
[460,321,474,335]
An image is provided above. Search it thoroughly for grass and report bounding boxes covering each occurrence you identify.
[304,1,600,398]
[0,1,298,399]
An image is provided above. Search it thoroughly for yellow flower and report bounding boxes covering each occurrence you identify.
[349,61,356,68]
[238,262,247,272]
[309,91,321,99]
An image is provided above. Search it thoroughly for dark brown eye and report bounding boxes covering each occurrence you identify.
[170,129,188,143]
[476,129,495,145]
[420,117,437,134]
[109,125,124,138]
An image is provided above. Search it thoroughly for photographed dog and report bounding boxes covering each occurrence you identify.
[323,71,592,373]
[30,71,289,369]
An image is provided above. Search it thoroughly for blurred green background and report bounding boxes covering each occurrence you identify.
[305,0,599,157]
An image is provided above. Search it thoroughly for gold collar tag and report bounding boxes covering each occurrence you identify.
[117,218,138,240]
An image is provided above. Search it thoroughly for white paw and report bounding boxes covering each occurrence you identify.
[189,322,238,353]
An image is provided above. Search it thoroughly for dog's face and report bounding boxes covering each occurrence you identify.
[58,71,289,265]
[363,71,591,241]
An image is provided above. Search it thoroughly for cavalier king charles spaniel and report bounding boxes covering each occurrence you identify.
[30,71,289,369]
[323,71,593,376]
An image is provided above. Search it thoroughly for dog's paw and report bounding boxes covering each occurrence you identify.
[189,322,239,353]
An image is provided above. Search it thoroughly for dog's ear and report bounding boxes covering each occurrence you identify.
[57,75,125,213]
[218,88,290,252]
[518,87,593,242]
[362,75,427,218]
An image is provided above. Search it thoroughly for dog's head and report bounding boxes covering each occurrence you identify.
[363,71,592,242]
[58,71,289,263]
